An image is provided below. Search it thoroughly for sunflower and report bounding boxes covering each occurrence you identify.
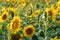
[29,12,34,18]
[8,7,17,16]
[50,36,58,40]
[23,25,35,37]
[8,7,18,19]
[10,16,22,34]
[0,11,8,22]
[27,9,34,18]
[35,9,40,16]
[11,34,22,40]
[45,7,57,21]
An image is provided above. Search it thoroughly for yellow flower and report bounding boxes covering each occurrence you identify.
[23,25,35,37]
[27,9,34,18]
[10,16,22,34]
[8,7,17,16]
[29,12,34,18]
[11,34,22,40]
[0,11,8,22]
[45,7,57,21]
[50,36,58,40]
[35,9,40,16]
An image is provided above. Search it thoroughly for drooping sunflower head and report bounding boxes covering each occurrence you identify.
[8,7,17,16]
[10,16,22,34]
[35,9,40,16]
[23,25,35,37]
[0,11,8,22]
[11,34,22,40]
[27,9,34,18]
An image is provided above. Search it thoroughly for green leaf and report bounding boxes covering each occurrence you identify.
[32,34,38,40]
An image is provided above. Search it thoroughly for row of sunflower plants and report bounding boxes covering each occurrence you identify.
[0,0,60,40]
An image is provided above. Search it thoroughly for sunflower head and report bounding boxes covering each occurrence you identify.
[10,16,22,34]
[11,34,22,40]
[0,11,8,22]
[49,8,57,21]
[35,9,40,16]
[23,25,35,37]
[28,9,34,18]
[2,14,7,20]
[45,7,57,21]
[8,7,17,16]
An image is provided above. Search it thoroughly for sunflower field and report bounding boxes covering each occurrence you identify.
[0,0,60,40]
